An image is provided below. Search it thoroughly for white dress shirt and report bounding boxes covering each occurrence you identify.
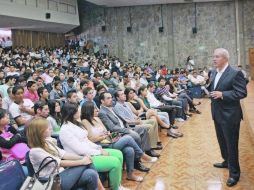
[214,63,229,90]
[147,91,163,108]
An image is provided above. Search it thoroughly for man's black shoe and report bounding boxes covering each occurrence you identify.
[213,162,228,168]
[226,177,238,187]
[146,150,160,157]
[152,144,163,150]
[134,162,150,172]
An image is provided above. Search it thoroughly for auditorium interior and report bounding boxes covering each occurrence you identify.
[0,0,254,190]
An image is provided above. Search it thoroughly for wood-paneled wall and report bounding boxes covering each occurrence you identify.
[249,48,254,80]
[12,30,65,48]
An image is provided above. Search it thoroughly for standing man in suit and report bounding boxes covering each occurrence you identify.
[207,48,247,187]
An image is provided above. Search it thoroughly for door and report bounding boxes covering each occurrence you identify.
[249,48,254,80]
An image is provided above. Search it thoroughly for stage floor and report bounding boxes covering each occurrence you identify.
[121,92,254,190]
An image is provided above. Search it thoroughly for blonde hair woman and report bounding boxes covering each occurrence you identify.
[26,117,104,190]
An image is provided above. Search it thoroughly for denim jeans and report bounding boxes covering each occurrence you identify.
[60,165,98,190]
[112,135,143,174]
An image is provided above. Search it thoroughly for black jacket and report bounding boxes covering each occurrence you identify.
[207,65,247,125]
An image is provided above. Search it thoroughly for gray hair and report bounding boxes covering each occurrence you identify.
[214,48,230,60]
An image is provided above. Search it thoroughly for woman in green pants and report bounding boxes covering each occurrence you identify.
[59,103,129,190]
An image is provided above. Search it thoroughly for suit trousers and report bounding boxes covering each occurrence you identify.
[157,105,177,126]
[214,119,241,179]
[137,118,159,149]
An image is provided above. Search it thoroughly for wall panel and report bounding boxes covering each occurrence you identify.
[12,29,65,48]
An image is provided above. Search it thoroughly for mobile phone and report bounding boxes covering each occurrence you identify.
[111,132,118,138]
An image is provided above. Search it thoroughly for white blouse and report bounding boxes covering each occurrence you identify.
[60,121,102,156]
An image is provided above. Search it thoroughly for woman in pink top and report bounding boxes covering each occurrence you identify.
[24,81,39,102]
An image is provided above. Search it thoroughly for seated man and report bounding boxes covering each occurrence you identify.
[98,92,155,172]
[62,77,76,96]
[0,75,16,98]
[66,90,79,104]
[114,90,161,154]
[156,77,186,121]
[33,101,50,119]
[188,70,210,96]
[9,86,34,127]
[102,72,118,90]
[37,87,49,104]
[80,87,98,109]
[146,83,183,137]
[24,81,39,103]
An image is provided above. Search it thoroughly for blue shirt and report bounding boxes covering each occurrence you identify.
[80,98,98,109]
[114,102,138,121]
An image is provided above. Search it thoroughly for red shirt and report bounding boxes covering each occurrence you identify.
[160,68,168,76]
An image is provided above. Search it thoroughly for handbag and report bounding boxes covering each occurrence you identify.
[100,132,121,144]
[0,127,29,161]
[20,156,61,190]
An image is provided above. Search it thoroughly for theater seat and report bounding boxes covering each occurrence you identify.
[0,160,26,190]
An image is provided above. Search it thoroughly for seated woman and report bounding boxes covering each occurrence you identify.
[47,100,61,137]
[0,108,27,163]
[81,102,157,182]
[59,103,129,190]
[125,87,171,130]
[26,117,102,190]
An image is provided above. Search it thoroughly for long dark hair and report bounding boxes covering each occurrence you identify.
[48,99,61,125]
[61,103,84,127]
[138,85,147,96]
[81,101,95,125]
[124,87,135,101]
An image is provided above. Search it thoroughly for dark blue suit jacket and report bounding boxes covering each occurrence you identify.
[207,65,247,125]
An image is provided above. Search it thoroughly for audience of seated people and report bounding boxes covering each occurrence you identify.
[59,103,128,190]
[81,101,156,182]
[0,45,206,190]
[27,117,103,190]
